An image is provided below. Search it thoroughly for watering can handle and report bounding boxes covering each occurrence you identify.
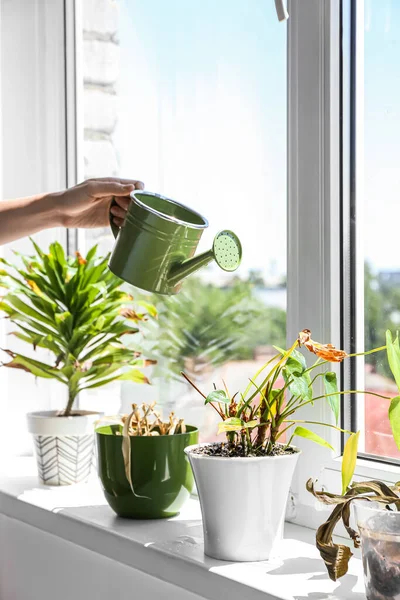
[109,197,121,239]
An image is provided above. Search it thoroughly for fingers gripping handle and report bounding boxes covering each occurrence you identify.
[109,197,120,238]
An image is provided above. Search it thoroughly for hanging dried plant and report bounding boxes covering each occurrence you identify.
[307,478,400,581]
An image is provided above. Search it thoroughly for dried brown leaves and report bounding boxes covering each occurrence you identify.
[298,329,348,363]
[307,478,400,581]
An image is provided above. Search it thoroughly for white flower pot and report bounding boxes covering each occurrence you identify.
[27,411,101,486]
[185,443,300,561]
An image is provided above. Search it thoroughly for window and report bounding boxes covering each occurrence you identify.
[0,0,67,457]
[345,0,400,462]
[79,0,287,440]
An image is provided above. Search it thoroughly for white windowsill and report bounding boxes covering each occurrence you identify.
[0,458,365,600]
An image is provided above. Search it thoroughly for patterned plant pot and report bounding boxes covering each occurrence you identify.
[27,411,100,486]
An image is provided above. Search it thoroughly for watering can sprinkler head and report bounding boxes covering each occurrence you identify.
[167,230,242,288]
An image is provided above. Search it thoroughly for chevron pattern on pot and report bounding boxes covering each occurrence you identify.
[33,434,95,486]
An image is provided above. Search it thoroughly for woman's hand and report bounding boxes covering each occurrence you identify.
[0,177,145,246]
[57,177,145,229]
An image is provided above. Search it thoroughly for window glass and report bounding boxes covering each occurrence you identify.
[363,0,400,459]
[81,0,287,439]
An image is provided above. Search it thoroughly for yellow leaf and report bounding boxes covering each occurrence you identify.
[27,280,42,295]
[341,431,360,495]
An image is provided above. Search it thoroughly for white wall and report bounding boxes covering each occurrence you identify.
[0,0,67,457]
[0,515,204,600]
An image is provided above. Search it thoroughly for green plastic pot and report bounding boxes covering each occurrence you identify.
[96,424,198,519]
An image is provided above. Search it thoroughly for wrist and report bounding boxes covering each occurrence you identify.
[37,191,65,228]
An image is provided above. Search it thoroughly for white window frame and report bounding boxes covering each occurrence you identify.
[0,0,69,455]
[287,0,399,530]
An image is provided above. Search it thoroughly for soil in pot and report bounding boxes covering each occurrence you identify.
[359,512,400,600]
[96,424,198,519]
[191,441,297,458]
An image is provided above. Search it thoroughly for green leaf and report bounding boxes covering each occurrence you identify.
[85,244,98,263]
[6,295,55,328]
[341,431,360,494]
[218,417,243,434]
[389,396,400,450]
[386,330,400,391]
[2,353,65,381]
[324,372,340,424]
[80,368,148,391]
[205,390,230,404]
[217,417,258,434]
[136,300,157,318]
[118,369,149,384]
[283,367,312,401]
[292,426,334,450]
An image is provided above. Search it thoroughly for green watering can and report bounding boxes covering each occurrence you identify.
[108,191,242,295]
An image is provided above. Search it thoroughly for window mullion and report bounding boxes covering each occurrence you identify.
[287,0,342,525]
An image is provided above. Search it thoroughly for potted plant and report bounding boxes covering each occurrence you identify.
[135,276,285,425]
[96,402,198,518]
[308,330,400,599]
[183,329,357,562]
[0,240,155,486]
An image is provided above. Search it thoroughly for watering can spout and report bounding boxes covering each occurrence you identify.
[167,250,214,287]
[167,230,242,288]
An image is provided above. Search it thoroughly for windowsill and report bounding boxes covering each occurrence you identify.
[0,458,365,600]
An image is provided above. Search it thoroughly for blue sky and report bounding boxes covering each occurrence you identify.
[364,0,400,272]
[114,0,399,278]
[114,0,286,282]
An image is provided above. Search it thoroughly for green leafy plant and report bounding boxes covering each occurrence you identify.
[136,277,286,381]
[308,329,400,582]
[0,240,156,416]
[183,329,391,457]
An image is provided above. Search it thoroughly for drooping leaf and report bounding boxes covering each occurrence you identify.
[1,351,65,381]
[292,426,334,450]
[341,431,360,495]
[386,330,400,391]
[389,395,400,450]
[323,371,340,424]
[205,390,230,405]
[308,478,400,582]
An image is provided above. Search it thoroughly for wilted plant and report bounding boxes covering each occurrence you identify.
[308,329,400,582]
[0,240,156,416]
[183,329,392,457]
[109,402,186,436]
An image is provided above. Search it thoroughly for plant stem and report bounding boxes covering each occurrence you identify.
[303,345,386,375]
[282,388,391,420]
[64,388,76,417]
[181,371,225,418]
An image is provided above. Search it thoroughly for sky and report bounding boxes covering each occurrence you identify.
[364,0,400,272]
[112,0,399,279]
[114,0,287,283]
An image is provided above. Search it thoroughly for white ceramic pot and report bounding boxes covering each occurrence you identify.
[27,411,101,486]
[185,443,300,561]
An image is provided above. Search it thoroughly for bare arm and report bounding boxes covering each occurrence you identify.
[0,177,144,246]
